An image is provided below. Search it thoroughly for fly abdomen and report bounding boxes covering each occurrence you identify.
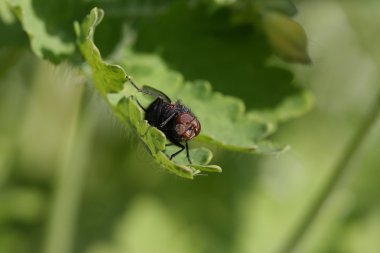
[145,97,166,127]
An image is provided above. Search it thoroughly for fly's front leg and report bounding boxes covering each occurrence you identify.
[185,142,192,164]
[127,76,152,96]
[127,76,171,102]
[168,142,192,164]
[169,142,185,161]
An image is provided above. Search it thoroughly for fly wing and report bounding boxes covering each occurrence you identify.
[142,85,172,103]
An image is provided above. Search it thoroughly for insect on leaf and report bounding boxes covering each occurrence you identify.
[75,8,310,179]
[75,8,221,179]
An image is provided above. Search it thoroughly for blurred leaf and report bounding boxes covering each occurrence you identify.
[0,0,15,23]
[248,90,314,135]
[337,209,380,253]
[133,2,307,111]
[7,0,76,63]
[258,0,298,17]
[86,197,205,253]
[0,5,28,48]
[0,231,28,253]
[340,1,380,68]
[0,187,45,224]
[205,0,305,63]
[210,0,297,22]
[262,11,311,64]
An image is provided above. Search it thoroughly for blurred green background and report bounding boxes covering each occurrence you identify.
[1,1,380,253]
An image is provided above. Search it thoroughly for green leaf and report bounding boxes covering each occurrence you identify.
[204,0,307,64]
[248,90,314,135]
[262,11,311,64]
[75,8,220,179]
[133,2,305,110]
[0,1,15,24]
[168,147,222,173]
[7,0,76,63]
[75,8,309,178]
[117,50,288,153]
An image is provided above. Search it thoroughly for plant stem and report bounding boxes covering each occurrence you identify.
[279,94,380,253]
[42,80,95,253]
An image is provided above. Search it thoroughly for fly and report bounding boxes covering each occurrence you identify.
[127,76,201,164]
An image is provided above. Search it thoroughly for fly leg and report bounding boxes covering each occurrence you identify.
[168,142,192,164]
[126,76,149,111]
[134,98,146,112]
[127,76,171,102]
[169,142,185,161]
[127,76,152,96]
[185,142,192,164]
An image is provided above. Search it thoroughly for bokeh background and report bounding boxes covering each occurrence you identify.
[1,1,380,253]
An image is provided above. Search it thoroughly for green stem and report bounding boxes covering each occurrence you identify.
[280,94,380,253]
[43,86,96,253]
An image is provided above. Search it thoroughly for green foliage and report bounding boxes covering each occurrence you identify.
[74,7,312,178]
[2,1,380,253]
[262,11,311,64]
[0,0,314,179]
[206,0,310,63]
[6,0,77,63]
[248,90,314,127]
[133,1,305,110]
[1,0,313,178]
[116,50,287,153]
[75,8,222,179]
[3,0,310,64]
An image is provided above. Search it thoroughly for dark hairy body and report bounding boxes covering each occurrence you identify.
[127,77,201,164]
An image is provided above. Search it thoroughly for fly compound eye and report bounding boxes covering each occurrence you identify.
[175,113,201,141]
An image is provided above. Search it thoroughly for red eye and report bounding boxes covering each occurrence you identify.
[175,113,201,141]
